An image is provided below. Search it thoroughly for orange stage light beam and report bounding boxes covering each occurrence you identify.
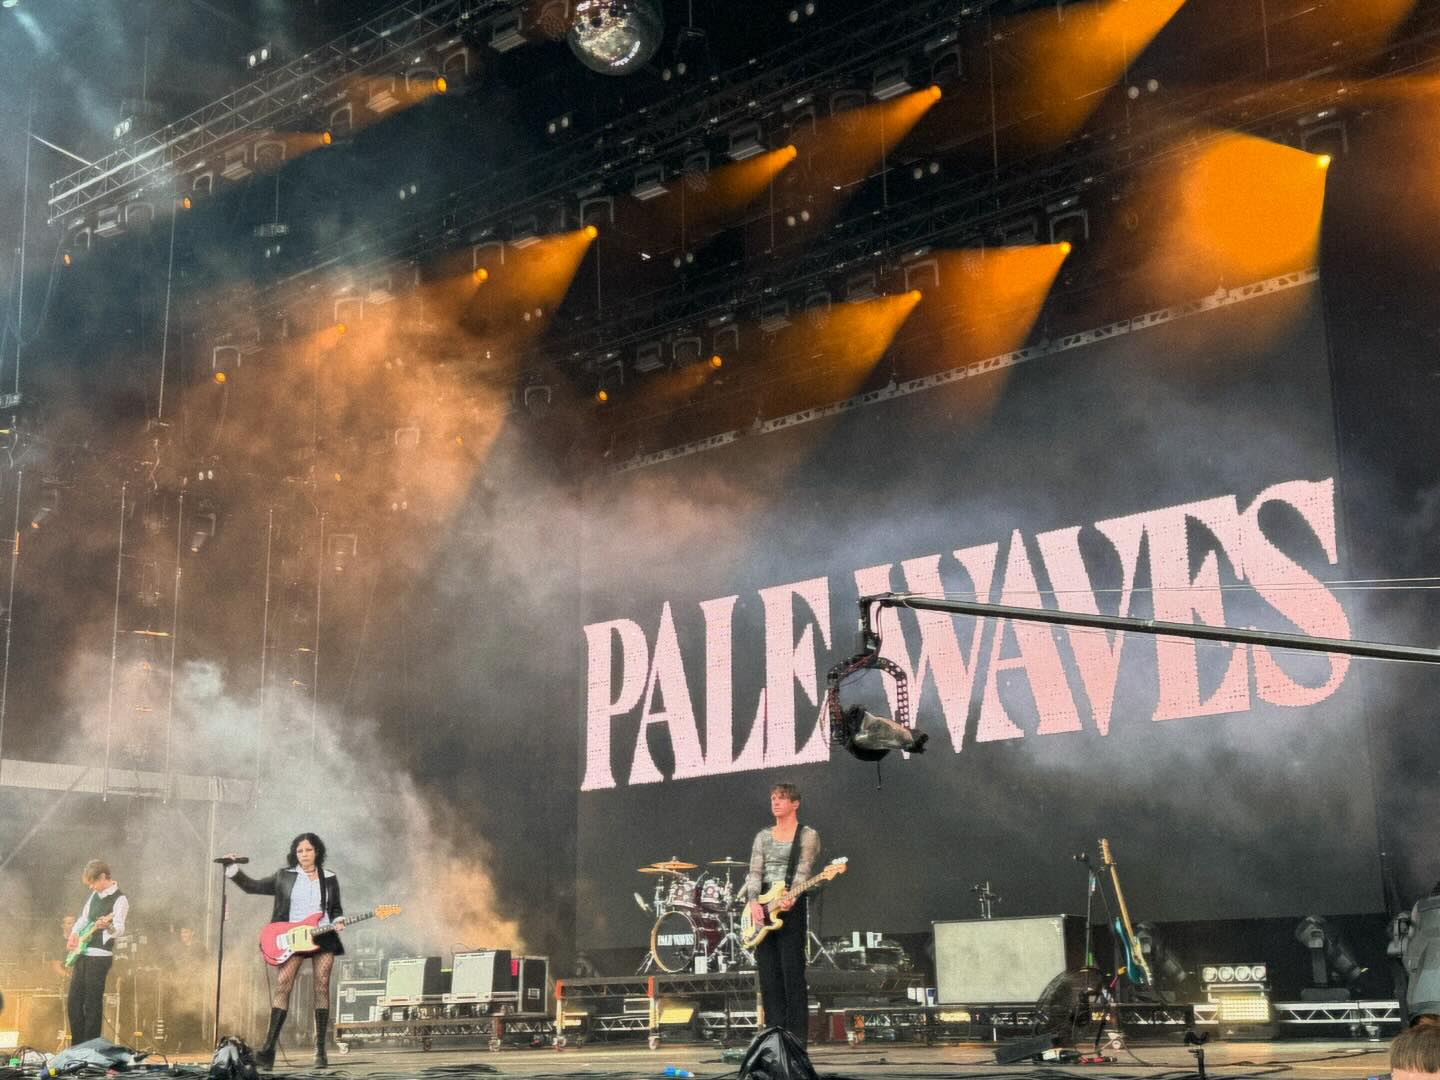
[922,243,1071,366]
[662,145,799,237]
[773,290,924,399]
[788,87,944,232]
[999,0,1188,148]
[1153,132,1330,291]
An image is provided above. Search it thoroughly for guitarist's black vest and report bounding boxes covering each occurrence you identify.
[81,888,125,955]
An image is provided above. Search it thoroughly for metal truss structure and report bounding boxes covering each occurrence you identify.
[612,269,1320,473]
[46,0,508,224]
[335,1009,554,1052]
[555,968,923,1047]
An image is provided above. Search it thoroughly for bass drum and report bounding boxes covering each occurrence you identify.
[650,910,723,974]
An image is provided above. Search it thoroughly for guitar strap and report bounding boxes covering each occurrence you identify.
[784,824,804,890]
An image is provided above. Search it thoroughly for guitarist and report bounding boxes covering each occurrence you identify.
[66,859,128,1045]
[745,782,821,1047]
[224,834,345,1069]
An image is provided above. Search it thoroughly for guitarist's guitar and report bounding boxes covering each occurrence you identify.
[259,905,401,966]
[64,920,100,968]
[1098,838,1152,988]
[740,858,848,949]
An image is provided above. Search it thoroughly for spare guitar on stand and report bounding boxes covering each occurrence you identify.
[1092,837,1156,1054]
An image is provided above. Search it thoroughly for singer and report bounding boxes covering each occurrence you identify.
[224,834,345,1069]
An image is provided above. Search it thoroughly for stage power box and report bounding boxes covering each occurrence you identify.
[933,914,1085,1004]
[383,956,447,1004]
[336,979,386,1023]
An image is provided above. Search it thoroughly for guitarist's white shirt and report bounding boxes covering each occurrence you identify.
[288,867,331,922]
[75,884,128,955]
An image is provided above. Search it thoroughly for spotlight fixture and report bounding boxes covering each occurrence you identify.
[596,387,609,403]
[320,130,333,146]
[246,44,272,69]
[568,0,664,76]
[2,1,20,9]
[708,354,723,369]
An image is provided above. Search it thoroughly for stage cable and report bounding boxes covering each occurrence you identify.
[163,491,184,800]
[255,507,274,799]
[0,468,19,765]
[103,482,130,801]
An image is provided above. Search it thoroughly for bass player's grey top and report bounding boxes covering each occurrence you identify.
[746,825,821,901]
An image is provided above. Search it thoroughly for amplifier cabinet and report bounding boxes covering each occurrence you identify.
[448,949,512,1003]
[515,955,549,1013]
[383,956,446,1005]
[335,957,384,983]
[336,979,386,1023]
[933,915,1086,1004]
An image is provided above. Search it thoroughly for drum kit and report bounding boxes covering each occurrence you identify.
[636,857,754,974]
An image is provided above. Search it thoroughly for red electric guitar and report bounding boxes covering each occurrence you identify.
[258,905,401,966]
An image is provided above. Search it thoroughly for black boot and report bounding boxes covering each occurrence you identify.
[255,1007,287,1070]
[313,1008,330,1069]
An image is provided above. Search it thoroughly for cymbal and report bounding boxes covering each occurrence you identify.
[637,866,680,875]
[708,858,747,868]
[649,858,698,871]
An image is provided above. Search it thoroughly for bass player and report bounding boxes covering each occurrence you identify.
[746,783,820,1047]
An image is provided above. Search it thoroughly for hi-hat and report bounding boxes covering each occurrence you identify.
[708,857,747,868]
[649,858,697,872]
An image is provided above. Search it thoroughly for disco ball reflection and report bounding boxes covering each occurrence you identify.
[568,0,664,76]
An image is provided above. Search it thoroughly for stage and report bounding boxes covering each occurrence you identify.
[167,1038,1391,1080]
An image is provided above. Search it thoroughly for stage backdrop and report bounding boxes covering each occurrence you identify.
[573,279,1381,950]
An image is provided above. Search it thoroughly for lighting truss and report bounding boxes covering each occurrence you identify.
[46,0,509,224]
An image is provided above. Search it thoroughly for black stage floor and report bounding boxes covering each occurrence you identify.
[144,1039,1393,1080]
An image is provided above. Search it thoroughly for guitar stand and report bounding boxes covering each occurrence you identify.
[805,929,839,969]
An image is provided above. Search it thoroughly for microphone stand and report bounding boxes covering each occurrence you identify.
[213,864,230,1048]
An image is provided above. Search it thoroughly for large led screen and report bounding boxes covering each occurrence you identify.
[573,281,1380,950]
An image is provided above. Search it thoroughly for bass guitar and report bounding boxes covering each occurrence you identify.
[1098,838,1152,987]
[259,905,401,966]
[740,858,847,949]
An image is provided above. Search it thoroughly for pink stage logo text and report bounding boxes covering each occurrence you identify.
[580,478,1349,791]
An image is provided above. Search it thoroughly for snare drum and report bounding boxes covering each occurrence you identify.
[698,875,730,913]
[666,876,700,910]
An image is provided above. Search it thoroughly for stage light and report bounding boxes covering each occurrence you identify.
[2,1,19,9]
[584,224,599,239]
[1059,240,1073,256]
[473,267,489,283]
[928,84,942,100]
[709,354,723,369]
[434,75,448,94]
[321,130,333,146]
[213,371,227,384]
[596,387,609,403]
[1316,153,1333,169]
[569,0,664,76]
[335,322,347,335]
[62,252,72,267]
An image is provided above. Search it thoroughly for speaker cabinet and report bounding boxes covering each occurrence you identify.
[448,949,513,1002]
[383,956,446,1004]
[933,915,1085,1004]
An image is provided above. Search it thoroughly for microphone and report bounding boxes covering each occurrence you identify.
[213,856,250,865]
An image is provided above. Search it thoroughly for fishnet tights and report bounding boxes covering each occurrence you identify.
[272,952,334,1009]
